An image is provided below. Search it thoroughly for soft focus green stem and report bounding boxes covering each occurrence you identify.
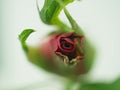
[55,0,83,34]
[65,80,76,90]
[53,18,73,32]
[64,8,83,35]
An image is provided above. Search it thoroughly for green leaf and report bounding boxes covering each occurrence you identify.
[19,29,35,52]
[78,78,120,90]
[112,78,120,90]
[39,0,74,24]
[79,83,111,90]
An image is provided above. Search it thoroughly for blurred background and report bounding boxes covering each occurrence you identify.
[0,0,120,90]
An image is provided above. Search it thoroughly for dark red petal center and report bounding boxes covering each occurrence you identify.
[59,37,76,53]
[61,40,73,50]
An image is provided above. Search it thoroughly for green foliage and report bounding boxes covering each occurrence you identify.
[40,0,74,24]
[78,78,120,90]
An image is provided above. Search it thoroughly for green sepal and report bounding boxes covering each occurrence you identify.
[19,29,35,52]
[18,29,49,71]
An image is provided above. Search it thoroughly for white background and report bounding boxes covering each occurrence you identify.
[0,0,120,90]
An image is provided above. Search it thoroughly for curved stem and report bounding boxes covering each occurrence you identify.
[53,18,73,32]
[65,80,75,90]
[55,0,83,34]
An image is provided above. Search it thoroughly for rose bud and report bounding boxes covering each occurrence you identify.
[19,30,95,79]
[39,32,86,77]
